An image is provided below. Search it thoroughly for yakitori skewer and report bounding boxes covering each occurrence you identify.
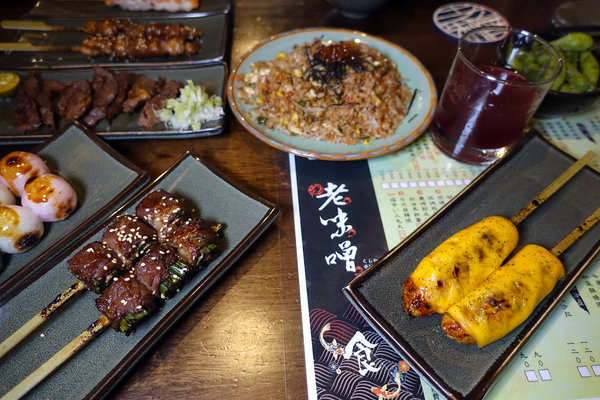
[442,204,600,347]
[0,190,220,359]
[0,18,201,59]
[403,150,596,317]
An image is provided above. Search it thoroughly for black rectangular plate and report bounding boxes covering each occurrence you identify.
[344,133,600,400]
[0,14,228,70]
[0,63,227,143]
[0,123,149,302]
[0,151,279,400]
[26,0,231,19]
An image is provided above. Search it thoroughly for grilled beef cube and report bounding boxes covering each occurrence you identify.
[67,241,124,293]
[122,75,158,112]
[106,71,132,122]
[57,80,92,121]
[166,217,220,268]
[135,189,187,241]
[137,79,181,128]
[133,243,187,299]
[82,67,118,127]
[96,276,157,334]
[14,86,41,133]
[38,80,64,131]
[101,214,157,267]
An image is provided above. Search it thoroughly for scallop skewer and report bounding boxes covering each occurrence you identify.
[402,150,596,317]
[442,205,600,347]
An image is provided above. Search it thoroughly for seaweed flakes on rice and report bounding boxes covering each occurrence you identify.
[236,38,413,144]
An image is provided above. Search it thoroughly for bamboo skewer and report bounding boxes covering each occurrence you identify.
[551,205,600,256]
[0,20,86,32]
[510,150,597,226]
[0,316,109,400]
[0,280,86,359]
[0,42,80,52]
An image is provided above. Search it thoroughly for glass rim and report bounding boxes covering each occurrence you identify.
[456,25,563,87]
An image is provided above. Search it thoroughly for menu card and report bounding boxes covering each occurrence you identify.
[290,103,600,400]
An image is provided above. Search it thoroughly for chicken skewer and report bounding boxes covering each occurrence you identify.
[0,190,219,359]
[402,150,596,317]
[442,205,600,347]
[1,18,201,59]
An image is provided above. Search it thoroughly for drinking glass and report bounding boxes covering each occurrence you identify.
[430,26,562,165]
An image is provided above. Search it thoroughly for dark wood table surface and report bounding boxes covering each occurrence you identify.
[1,0,572,398]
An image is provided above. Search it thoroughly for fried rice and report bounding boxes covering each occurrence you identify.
[236,38,413,144]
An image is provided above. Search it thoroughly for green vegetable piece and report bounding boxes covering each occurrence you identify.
[563,58,592,93]
[119,309,150,335]
[167,260,190,279]
[551,60,566,91]
[195,243,219,269]
[159,274,182,298]
[580,50,599,87]
[550,32,594,52]
[298,99,308,107]
[562,50,579,67]
[258,116,267,125]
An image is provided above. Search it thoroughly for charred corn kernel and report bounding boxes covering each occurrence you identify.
[402,216,519,317]
[363,138,370,144]
[293,68,303,78]
[291,112,298,122]
[276,91,283,97]
[276,52,286,60]
[444,244,564,347]
[256,97,263,104]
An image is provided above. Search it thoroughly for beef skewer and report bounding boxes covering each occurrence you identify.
[0,219,145,359]
[0,190,220,358]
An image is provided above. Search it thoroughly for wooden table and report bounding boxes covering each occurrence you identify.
[1,0,571,398]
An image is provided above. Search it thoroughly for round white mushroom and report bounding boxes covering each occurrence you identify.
[22,174,78,222]
[0,183,15,206]
[0,152,50,197]
[0,205,44,253]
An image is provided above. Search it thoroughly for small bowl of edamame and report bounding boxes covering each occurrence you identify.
[534,27,600,118]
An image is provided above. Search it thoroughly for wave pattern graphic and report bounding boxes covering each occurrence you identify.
[310,306,424,400]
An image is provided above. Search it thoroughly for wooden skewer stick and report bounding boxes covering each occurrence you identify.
[0,316,109,400]
[0,20,86,32]
[0,280,86,359]
[510,150,597,226]
[551,205,600,257]
[0,42,80,52]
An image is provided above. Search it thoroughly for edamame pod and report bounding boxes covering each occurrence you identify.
[580,50,599,86]
[550,32,594,52]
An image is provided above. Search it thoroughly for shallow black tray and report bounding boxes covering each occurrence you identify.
[0,14,228,70]
[344,132,600,400]
[0,151,279,399]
